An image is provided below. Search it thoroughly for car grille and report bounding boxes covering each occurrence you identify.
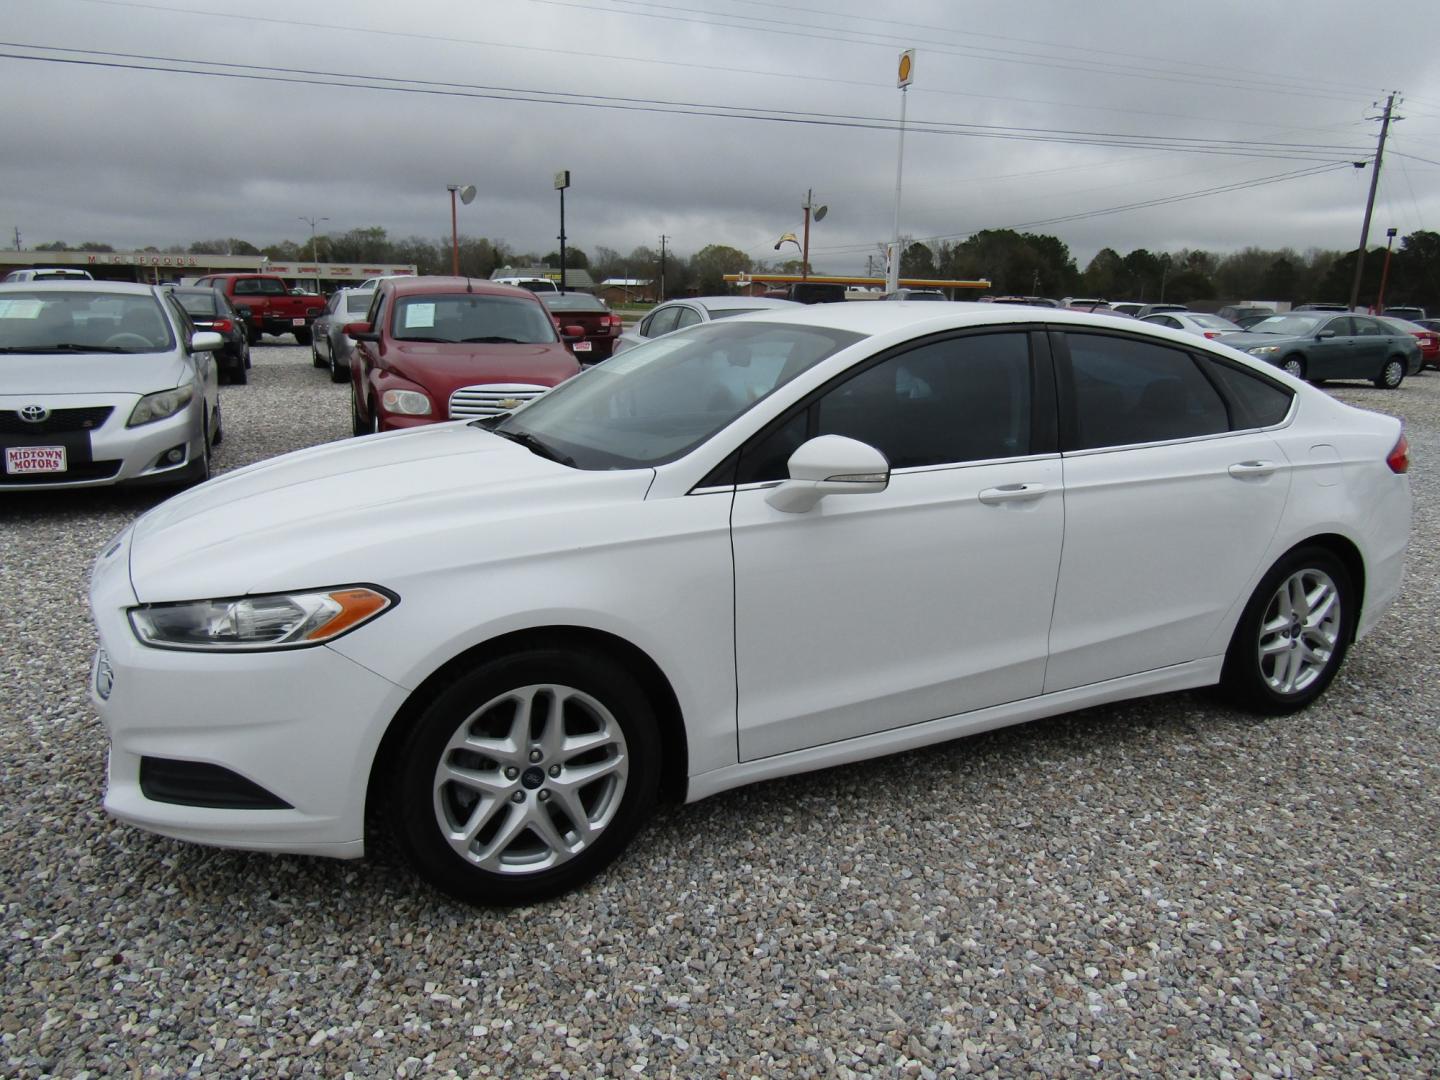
[448,384,551,419]
[0,406,114,435]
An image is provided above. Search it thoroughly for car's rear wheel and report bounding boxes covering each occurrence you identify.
[246,325,261,346]
[294,327,313,347]
[329,348,347,384]
[1281,356,1306,379]
[1220,546,1354,714]
[311,337,325,367]
[1374,357,1405,389]
[388,650,660,905]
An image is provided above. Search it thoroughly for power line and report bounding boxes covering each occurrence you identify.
[526,0,1378,104]
[0,43,1372,163]
[45,0,1377,137]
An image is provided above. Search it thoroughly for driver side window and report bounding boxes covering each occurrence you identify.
[736,332,1033,483]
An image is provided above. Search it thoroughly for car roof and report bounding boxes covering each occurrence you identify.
[0,280,158,296]
[379,276,537,299]
[726,300,1168,336]
[684,296,798,311]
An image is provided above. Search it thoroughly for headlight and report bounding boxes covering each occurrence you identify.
[129,586,395,651]
[1246,346,1281,356]
[128,386,195,427]
[382,389,432,416]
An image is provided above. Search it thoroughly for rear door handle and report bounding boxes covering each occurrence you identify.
[978,483,1048,505]
[1228,460,1279,478]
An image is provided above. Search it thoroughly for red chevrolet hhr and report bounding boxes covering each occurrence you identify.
[347,277,584,434]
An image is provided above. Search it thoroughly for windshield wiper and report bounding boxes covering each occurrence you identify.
[492,428,574,466]
[461,335,526,344]
[395,335,454,343]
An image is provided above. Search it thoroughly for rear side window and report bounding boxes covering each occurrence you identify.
[675,307,702,330]
[1199,356,1293,429]
[642,306,680,338]
[1061,333,1228,450]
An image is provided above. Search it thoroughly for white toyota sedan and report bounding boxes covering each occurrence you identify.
[88,304,1411,904]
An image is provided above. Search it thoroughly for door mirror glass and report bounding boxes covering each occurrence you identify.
[766,434,890,513]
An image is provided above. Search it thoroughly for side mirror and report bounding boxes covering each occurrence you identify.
[189,331,224,353]
[1317,329,1336,339]
[766,435,890,514]
[345,321,380,342]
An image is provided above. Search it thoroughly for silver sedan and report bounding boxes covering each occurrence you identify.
[311,288,375,384]
[0,281,223,489]
[612,296,798,356]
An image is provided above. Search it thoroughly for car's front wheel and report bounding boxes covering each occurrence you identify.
[1281,356,1306,380]
[1220,546,1354,714]
[388,650,660,905]
[350,382,367,436]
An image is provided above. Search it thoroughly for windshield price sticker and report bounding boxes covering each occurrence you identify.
[0,299,44,319]
[6,446,67,474]
[404,303,436,329]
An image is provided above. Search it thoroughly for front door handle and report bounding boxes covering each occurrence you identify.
[1228,460,1279,478]
[978,482,1048,505]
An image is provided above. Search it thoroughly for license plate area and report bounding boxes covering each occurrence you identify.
[291,317,306,326]
[572,340,592,352]
[5,445,67,474]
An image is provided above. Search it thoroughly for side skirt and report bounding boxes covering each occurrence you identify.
[684,657,1223,803]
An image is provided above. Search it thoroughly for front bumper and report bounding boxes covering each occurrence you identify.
[89,548,411,856]
[0,392,204,490]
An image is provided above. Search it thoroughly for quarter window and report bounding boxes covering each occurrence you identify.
[674,306,702,330]
[1198,356,1293,429]
[1061,333,1228,450]
[643,306,681,338]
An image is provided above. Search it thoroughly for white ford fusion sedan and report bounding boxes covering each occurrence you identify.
[89,303,1411,904]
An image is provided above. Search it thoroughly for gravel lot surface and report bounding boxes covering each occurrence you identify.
[2,343,1437,1077]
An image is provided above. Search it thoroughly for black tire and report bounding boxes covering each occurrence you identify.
[181,417,211,487]
[1374,357,1405,389]
[388,650,661,905]
[211,398,223,446]
[311,336,325,367]
[351,382,368,437]
[294,327,313,347]
[246,324,261,346]
[1281,355,1306,380]
[370,400,381,435]
[1219,545,1355,714]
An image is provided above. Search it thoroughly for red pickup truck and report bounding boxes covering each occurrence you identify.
[192,274,325,346]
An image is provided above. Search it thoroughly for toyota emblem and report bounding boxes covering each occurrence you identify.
[19,404,50,423]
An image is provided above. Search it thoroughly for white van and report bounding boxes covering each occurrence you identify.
[3,268,94,283]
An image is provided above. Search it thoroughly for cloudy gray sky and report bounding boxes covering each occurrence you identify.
[3,0,1439,274]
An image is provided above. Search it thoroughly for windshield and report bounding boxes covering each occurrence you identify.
[0,291,176,353]
[1190,314,1240,330]
[1249,313,1326,336]
[391,294,558,344]
[492,320,864,469]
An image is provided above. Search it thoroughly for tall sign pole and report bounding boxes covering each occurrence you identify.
[1347,92,1399,312]
[887,50,915,295]
[555,170,570,293]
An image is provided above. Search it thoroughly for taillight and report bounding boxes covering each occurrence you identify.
[605,314,622,333]
[1388,433,1410,474]
[1203,331,1221,339]
[213,318,233,333]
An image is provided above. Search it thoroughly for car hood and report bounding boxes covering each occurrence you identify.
[128,422,654,602]
[387,342,580,389]
[1221,332,1309,350]
[0,351,188,395]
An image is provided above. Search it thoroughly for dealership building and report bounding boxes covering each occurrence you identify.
[0,249,416,286]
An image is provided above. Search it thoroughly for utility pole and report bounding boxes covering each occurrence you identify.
[1348,91,1401,312]
[658,234,669,302]
[11,226,20,250]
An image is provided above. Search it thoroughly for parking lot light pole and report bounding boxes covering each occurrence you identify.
[1376,227,1398,313]
[555,170,570,294]
[298,216,328,290]
[447,184,477,276]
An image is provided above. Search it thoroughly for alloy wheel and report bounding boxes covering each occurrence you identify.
[1256,567,1341,696]
[431,683,629,875]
